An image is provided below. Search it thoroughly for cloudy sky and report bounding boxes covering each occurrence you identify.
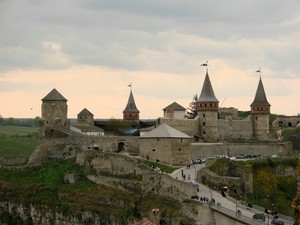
[1,0,299,119]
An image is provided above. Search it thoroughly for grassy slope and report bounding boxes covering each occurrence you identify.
[0,159,181,220]
[0,126,38,157]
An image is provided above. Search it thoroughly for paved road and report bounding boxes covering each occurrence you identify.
[169,163,292,225]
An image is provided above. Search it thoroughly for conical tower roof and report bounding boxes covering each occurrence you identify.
[250,77,270,107]
[197,70,219,103]
[123,89,140,113]
[42,88,67,101]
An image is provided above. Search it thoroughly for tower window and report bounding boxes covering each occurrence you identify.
[179,148,181,151]
[203,131,206,134]
[203,122,206,126]
[152,149,156,152]
[203,114,205,117]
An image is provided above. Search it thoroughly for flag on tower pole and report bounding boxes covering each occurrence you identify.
[201,63,207,66]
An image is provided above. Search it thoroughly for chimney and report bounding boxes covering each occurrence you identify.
[151,208,160,225]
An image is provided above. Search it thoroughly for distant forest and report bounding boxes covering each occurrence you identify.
[0,115,39,127]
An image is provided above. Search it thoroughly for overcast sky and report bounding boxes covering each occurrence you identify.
[1,0,299,119]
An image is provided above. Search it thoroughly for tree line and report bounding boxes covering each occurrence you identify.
[0,115,39,127]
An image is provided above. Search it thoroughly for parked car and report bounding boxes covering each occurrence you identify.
[271,219,284,225]
[252,213,265,221]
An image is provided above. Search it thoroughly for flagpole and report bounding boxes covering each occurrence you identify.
[200,61,209,72]
[255,67,262,78]
[128,82,132,90]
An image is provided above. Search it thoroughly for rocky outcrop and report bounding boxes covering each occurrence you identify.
[0,201,125,225]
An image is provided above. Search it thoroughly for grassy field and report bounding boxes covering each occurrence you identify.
[0,125,38,157]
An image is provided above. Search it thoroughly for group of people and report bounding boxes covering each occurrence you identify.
[181,168,191,180]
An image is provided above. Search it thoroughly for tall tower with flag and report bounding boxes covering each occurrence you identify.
[123,83,140,121]
[250,69,271,140]
[196,63,219,141]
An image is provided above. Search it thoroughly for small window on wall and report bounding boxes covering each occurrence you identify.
[156,159,160,163]
[179,148,181,151]
[203,114,205,117]
[203,122,206,126]
[203,131,206,134]
[152,149,156,152]
[180,160,182,163]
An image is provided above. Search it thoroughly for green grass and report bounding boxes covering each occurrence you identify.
[0,159,182,220]
[141,160,179,173]
[0,125,38,157]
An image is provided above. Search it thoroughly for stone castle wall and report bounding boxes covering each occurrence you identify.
[80,151,198,201]
[28,136,139,166]
[139,138,191,166]
[190,142,291,159]
[217,116,253,140]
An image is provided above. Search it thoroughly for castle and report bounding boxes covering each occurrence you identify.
[158,68,271,142]
[40,68,271,142]
[34,67,276,167]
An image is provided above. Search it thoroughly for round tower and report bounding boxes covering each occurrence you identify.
[196,69,219,142]
[250,77,271,140]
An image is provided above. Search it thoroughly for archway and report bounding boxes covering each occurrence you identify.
[117,142,125,152]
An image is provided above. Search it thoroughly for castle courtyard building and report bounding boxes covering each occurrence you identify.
[139,124,192,166]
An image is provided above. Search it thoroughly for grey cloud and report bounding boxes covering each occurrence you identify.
[0,0,300,78]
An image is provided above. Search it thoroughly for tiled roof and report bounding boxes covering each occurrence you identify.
[197,71,219,103]
[78,108,94,116]
[163,102,186,111]
[140,124,191,138]
[42,88,67,101]
[250,77,271,106]
[123,90,140,113]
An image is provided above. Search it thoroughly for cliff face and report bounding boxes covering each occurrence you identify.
[0,201,123,225]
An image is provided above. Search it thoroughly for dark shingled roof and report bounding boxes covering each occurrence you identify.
[250,77,271,106]
[140,124,191,138]
[197,71,219,103]
[42,88,67,101]
[123,90,140,113]
[163,102,186,111]
[78,108,94,116]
